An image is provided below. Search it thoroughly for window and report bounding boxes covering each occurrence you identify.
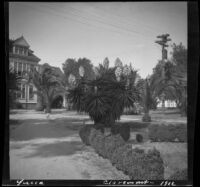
[16,83,21,99]
[14,62,18,72]
[21,84,26,99]
[19,47,23,55]
[29,85,34,100]
[15,47,19,54]
[27,64,30,72]
[18,62,22,76]
[22,63,26,74]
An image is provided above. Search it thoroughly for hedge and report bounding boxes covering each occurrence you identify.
[111,144,164,179]
[148,123,187,142]
[79,125,93,145]
[84,128,164,180]
[168,168,187,180]
[111,124,130,141]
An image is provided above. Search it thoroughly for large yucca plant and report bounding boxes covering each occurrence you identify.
[67,63,141,127]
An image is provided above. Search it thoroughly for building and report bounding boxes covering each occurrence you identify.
[9,36,41,109]
[157,99,177,108]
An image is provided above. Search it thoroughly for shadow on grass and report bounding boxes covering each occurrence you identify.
[23,141,85,158]
[9,118,91,141]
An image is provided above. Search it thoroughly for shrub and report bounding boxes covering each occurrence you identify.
[111,144,132,169]
[127,148,164,179]
[111,125,120,135]
[120,124,130,141]
[111,124,130,142]
[90,130,106,156]
[169,168,187,180]
[148,123,187,142]
[104,134,125,158]
[111,144,164,179]
[94,123,105,133]
[136,134,143,142]
[79,125,93,145]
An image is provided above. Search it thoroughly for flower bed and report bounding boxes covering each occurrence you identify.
[148,123,187,142]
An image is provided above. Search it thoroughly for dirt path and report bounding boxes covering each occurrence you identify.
[10,113,128,179]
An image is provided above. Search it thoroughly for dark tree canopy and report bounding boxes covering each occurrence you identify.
[62,58,95,85]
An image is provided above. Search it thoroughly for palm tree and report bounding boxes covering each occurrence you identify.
[29,65,65,113]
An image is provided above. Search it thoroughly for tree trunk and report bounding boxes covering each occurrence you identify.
[46,101,51,113]
[142,107,151,122]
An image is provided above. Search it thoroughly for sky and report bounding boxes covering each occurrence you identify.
[9,2,187,78]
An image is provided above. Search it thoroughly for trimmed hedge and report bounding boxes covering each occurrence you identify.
[103,134,125,158]
[79,125,93,145]
[111,144,164,179]
[148,123,187,142]
[84,128,164,180]
[111,124,130,142]
[169,168,187,180]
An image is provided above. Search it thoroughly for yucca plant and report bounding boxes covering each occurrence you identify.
[67,62,141,128]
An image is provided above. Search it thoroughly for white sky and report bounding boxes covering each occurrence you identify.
[9,2,187,78]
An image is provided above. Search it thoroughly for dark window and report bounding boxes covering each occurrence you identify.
[14,62,18,72]
[22,63,26,73]
[29,85,34,100]
[18,62,22,76]
[16,83,21,99]
[21,84,26,99]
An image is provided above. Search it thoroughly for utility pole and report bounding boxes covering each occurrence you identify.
[155,34,171,109]
[155,33,171,62]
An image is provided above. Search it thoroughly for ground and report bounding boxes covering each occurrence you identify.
[9,108,187,180]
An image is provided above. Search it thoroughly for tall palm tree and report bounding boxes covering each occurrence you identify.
[29,65,65,113]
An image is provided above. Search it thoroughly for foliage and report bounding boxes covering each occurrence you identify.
[111,144,164,179]
[136,134,143,142]
[150,43,187,116]
[67,59,141,126]
[79,125,93,145]
[86,128,164,180]
[168,168,187,180]
[120,124,130,141]
[148,123,187,142]
[8,68,21,108]
[116,121,150,129]
[29,64,65,113]
[103,134,125,158]
[62,58,95,85]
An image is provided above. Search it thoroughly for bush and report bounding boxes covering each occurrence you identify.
[136,134,143,142]
[94,123,105,133]
[169,168,187,180]
[142,113,151,122]
[148,123,187,142]
[90,130,106,156]
[111,124,130,142]
[111,125,120,135]
[120,124,130,141]
[35,105,45,111]
[111,144,164,179]
[79,125,93,145]
[103,134,125,158]
[111,144,132,170]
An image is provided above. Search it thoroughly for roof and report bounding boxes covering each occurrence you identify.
[9,36,40,62]
[9,53,41,63]
[13,36,30,48]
